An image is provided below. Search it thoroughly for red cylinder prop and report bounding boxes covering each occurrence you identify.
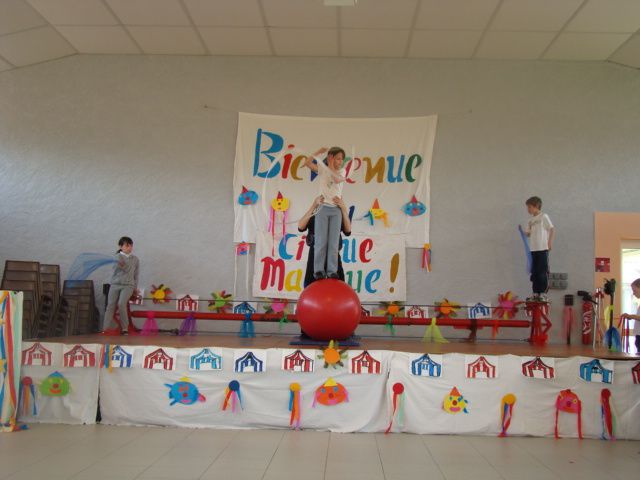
[296,279,361,341]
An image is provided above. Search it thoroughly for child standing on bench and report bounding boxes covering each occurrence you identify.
[103,236,139,335]
[523,196,555,301]
[303,147,347,280]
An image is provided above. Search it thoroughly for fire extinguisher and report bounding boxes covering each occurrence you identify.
[577,290,594,345]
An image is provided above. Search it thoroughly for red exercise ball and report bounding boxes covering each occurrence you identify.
[296,279,362,341]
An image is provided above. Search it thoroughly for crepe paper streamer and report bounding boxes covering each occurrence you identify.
[443,386,469,414]
[18,377,37,417]
[278,312,289,331]
[67,253,118,281]
[39,372,70,397]
[165,377,206,406]
[1,291,22,432]
[518,225,532,274]
[384,314,396,336]
[141,311,159,336]
[222,380,243,413]
[422,243,432,272]
[402,195,426,217]
[318,340,348,369]
[603,305,621,352]
[150,284,173,304]
[313,378,349,407]
[600,388,615,441]
[238,312,255,338]
[102,344,113,372]
[289,383,302,430]
[236,242,250,256]
[422,318,449,344]
[385,382,405,434]
[208,291,234,313]
[434,298,460,319]
[555,389,582,439]
[237,186,258,206]
[268,191,289,256]
[499,394,516,437]
[178,314,197,336]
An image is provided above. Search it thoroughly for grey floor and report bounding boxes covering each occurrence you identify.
[0,424,638,480]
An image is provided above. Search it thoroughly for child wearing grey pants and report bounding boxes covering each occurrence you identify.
[314,204,342,277]
[103,237,139,332]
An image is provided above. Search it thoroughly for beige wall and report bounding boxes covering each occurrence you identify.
[594,212,640,314]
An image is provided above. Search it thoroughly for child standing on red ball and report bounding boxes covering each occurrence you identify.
[303,146,347,280]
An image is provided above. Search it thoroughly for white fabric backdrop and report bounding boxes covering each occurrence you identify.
[233,113,437,248]
[252,231,407,301]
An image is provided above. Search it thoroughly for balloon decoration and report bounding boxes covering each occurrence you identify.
[385,382,406,434]
[288,382,302,430]
[222,380,243,413]
[164,377,206,406]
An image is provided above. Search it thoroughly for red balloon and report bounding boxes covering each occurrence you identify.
[297,279,361,341]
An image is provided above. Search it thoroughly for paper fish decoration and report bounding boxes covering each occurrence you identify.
[289,382,302,430]
[555,389,582,439]
[237,186,258,206]
[443,386,468,414]
[39,371,70,397]
[313,378,349,407]
[402,195,426,217]
[365,198,389,227]
[150,284,172,304]
[499,393,516,437]
[318,340,348,369]
[164,377,206,406]
[385,382,405,434]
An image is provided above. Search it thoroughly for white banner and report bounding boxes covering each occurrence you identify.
[252,230,406,301]
[233,113,437,248]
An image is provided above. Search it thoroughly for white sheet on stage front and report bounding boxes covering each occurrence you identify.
[99,348,392,433]
[96,348,640,439]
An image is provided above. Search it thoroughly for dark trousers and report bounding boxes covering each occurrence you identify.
[530,250,549,294]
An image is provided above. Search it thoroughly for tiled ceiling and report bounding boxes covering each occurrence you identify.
[0,0,639,73]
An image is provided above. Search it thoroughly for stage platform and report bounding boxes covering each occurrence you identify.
[35,333,640,360]
[18,333,640,440]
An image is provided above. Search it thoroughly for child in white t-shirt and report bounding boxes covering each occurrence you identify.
[303,146,347,280]
[621,278,640,352]
[524,196,555,300]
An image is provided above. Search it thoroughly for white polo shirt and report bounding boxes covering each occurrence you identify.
[315,159,345,206]
[526,212,554,252]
